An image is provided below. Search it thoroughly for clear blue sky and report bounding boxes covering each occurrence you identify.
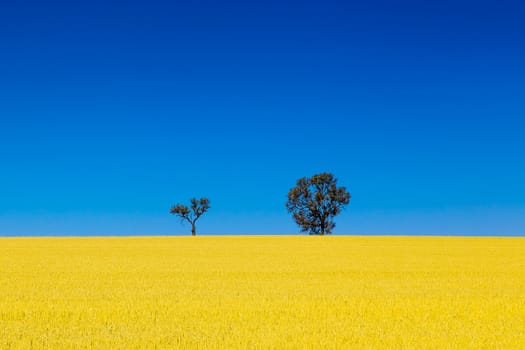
[1,0,524,236]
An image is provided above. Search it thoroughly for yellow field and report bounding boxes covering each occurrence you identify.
[0,236,524,349]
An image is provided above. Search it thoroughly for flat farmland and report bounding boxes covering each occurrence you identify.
[0,236,524,349]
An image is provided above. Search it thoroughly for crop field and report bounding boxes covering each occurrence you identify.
[0,236,524,349]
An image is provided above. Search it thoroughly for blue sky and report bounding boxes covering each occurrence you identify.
[1,0,524,236]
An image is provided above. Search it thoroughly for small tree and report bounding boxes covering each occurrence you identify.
[286,173,350,235]
[170,198,210,236]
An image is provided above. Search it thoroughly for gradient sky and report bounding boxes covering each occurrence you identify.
[1,0,524,236]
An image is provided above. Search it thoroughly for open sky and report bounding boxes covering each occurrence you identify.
[1,0,524,236]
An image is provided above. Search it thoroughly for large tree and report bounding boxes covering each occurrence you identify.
[170,198,210,236]
[286,173,350,235]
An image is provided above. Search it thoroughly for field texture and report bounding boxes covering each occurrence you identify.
[0,236,524,349]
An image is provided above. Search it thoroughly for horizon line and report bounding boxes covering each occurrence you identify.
[1,233,524,238]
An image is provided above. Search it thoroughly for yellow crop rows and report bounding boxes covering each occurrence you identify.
[1,236,524,349]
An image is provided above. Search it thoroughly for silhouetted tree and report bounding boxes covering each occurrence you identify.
[286,173,350,235]
[170,198,210,236]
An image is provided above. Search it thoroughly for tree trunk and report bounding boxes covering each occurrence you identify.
[191,222,196,236]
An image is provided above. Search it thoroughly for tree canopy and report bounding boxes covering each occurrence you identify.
[286,173,350,235]
[170,198,210,236]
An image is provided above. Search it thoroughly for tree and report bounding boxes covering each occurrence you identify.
[286,173,350,235]
[170,198,210,236]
